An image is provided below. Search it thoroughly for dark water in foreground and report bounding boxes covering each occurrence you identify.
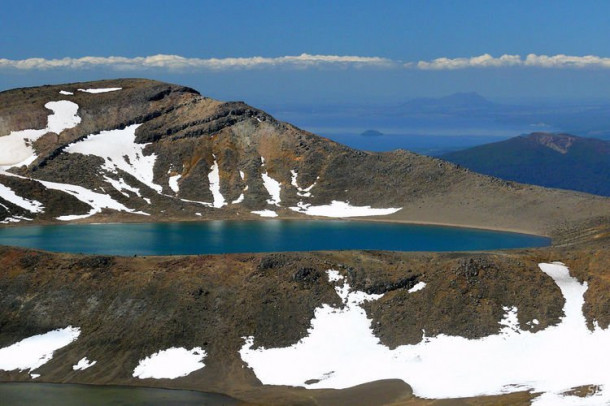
[0,220,549,255]
[0,383,239,406]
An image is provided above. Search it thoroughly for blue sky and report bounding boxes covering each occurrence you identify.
[3,1,610,106]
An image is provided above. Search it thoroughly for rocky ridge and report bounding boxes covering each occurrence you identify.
[0,79,609,236]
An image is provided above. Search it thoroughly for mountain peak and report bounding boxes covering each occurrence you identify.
[526,132,578,154]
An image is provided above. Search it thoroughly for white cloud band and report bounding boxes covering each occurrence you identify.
[0,54,394,71]
[523,53,610,68]
[2,53,610,71]
[415,53,610,70]
[415,54,522,70]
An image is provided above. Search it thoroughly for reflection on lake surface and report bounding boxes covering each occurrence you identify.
[0,220,550,256]
[0,382,240,406]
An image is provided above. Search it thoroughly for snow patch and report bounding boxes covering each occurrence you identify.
[59,90,73,95]
[0,327,80,372]
[240,270,383,388]
[232,180,248,204]
[77,87,122,93]
[64,124,162,193]
[45,101,81,134]
[38,179,148,220]
[0,183,44,213]
[0,100,81,168]
[132,347,206,379]
[261,160,281,206]
[168,174,181,194]
[0,215,33,224]
[231,169,247,204]
[240,263,610,403]
[327,269,344,283]
[103,176,143,199]
[290,200,401,217]
[408,282,427,293]
[180,197,212,208]
[73,357,97,371]
[251,210,278,218]
[232,191,245,204]
[208,156,226,208]
[175,158,227,208]
[290,170,317,197]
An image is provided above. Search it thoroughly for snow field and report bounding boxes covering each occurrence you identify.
[251,210,278,218]
[64,124,162,194]
[0,215,33,224]
[0,167,147,221]
[45,101,81,134]
[289,200,401,217]
[0,100,81,167]
[240,264,610,404]
[0,183,44,213]
[103,176,143,199]
[0,327,81,374]
[77,88,122,94]
[39,179,149,220]
[132,347,207,379]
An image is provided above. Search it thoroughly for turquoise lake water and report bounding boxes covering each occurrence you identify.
[0,220,549,255]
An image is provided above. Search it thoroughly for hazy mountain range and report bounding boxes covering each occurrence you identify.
[266,92,610,156]
[442,132,610,197]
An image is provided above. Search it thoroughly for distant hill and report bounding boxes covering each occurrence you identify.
[441,132,610,196]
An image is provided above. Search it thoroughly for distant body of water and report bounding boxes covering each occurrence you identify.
[323,133,511,155]
[0,383,240,406]
[0,220,550,256]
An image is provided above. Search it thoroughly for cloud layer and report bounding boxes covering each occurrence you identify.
[2,53,610,71]
[416,53,610,70]
[0,54,394,71]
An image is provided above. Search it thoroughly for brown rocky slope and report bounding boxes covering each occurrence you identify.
[0,79,608,236]
[2,238,609,405]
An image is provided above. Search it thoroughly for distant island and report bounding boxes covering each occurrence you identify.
[360,129,384,137]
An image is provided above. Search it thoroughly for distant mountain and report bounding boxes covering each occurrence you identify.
[401,92,496,112]
[441,132,610,196]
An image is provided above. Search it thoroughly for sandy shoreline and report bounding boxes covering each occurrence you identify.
[0,212,550,238]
